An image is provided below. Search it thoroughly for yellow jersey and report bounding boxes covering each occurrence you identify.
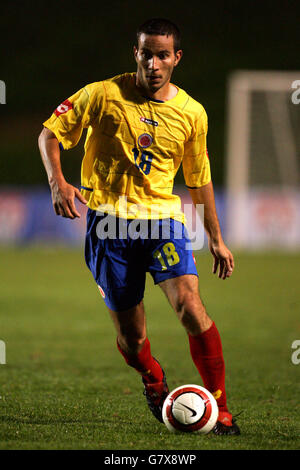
[43,72,211,222]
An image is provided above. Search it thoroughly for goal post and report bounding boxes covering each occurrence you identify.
[225,70,300,250]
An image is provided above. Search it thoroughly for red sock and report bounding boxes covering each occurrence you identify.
[117,337,163,384]
[188,322,228,413]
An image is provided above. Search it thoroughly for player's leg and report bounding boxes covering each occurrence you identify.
[108,300,162,382]
[159,274,240,434]
[147,218,240,433]
[108,301,169,422]
[84,211,169,422]
[159,274,228,410]
[158,274,212,335]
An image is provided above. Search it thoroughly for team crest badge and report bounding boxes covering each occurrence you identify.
[138,133,153,148]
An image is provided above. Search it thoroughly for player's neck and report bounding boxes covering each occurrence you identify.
[136,78,178,102]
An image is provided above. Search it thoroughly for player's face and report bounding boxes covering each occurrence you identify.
[134,33,182,95]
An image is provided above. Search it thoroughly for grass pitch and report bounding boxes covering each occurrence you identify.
[0,247,299,450]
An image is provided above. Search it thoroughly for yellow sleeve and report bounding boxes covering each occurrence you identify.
[182,108,211,188]
[43,83,104,150]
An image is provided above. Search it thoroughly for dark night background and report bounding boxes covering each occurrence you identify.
[1,0,299,188]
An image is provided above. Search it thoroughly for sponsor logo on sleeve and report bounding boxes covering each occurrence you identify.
[54,99,73,117]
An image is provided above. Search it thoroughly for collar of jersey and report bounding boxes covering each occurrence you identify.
[130,72,185,106]
[143,96,165,103]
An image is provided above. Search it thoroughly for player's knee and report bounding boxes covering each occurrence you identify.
[118,332,146,356]
[175,291,209,334]
[174,289,204,316]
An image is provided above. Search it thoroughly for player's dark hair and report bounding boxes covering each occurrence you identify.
[136,18,181,52]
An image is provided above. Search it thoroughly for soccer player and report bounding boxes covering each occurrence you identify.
[38,18,240,435]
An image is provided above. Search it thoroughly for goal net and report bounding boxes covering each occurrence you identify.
[225,71,300,250]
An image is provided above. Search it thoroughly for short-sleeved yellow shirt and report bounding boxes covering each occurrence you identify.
[43,72,211,222]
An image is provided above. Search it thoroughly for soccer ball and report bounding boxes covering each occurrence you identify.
[162,384,219,434]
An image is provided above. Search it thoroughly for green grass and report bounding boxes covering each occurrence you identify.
[0,247,299,450]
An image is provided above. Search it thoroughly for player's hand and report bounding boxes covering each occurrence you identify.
[50,180,88,219]
[208,238,235,280]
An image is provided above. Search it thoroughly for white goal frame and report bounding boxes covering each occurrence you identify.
[225,70,300,249]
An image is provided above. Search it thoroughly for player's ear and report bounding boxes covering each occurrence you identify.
[133,45,138,62]
[174,49,183,67]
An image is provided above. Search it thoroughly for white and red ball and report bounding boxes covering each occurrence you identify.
[162,384,219,434]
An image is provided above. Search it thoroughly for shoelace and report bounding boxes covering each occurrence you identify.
[232,410,244,421]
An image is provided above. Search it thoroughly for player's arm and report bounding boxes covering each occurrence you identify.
[38,127,87,219]
[188,181,234,280]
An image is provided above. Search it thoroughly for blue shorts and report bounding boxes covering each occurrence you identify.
[84,209,198,311]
